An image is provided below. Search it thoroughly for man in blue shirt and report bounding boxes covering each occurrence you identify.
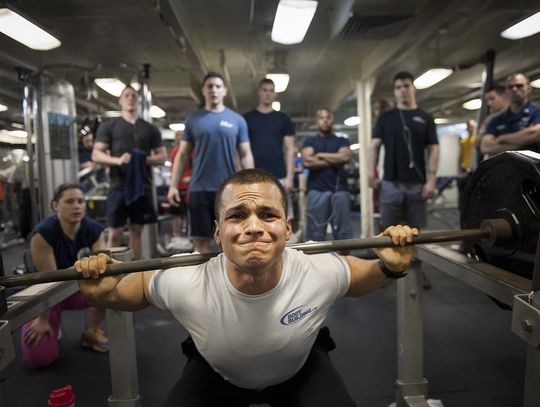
[301,108,352,241]
[481,72,540,156]
[168,72,254,252]
[244,79,296,193]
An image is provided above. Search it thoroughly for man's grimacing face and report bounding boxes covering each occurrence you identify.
[214,182,291,272]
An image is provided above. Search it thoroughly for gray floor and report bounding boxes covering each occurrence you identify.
[0,206,528,406]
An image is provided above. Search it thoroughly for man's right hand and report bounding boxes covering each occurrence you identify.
[117,152,131,166]
[75,253,123,296]
[369,174,381,189]
[167,186,181,207]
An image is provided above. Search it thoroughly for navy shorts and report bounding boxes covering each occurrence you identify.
[189,191,217,239]
[107,187,157,228]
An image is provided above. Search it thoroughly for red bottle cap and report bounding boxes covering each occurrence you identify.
[48,385,76,407]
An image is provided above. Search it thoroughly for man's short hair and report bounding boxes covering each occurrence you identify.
[393,71,415,84]
[316,107,333,117]
[215,169,288,220]
[259,78,275,88]
[506,72,530,84]
[202,72,226,87]
[486,84,506,95]
[120,85,137,97]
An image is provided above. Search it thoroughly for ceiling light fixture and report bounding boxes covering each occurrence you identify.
[0,6,61,50]
[462,99,482,110]
[169,123,185,132]
[150,105,166,119]
[501,11,540,40]
[434,118,450,124]
[414,68,453,89]
[94,78,127,97]
[266,73,290,93]
[531,79,540,88]
[272,101,281,111]
[271,0,318,45]
[0,103,7,112]
[344,116,361,126]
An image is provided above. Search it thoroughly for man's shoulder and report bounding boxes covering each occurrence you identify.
[412,107,434,121]
[243,108,258,119]
[137,118,160,132]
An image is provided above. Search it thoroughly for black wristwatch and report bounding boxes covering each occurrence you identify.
[378,260,407,279]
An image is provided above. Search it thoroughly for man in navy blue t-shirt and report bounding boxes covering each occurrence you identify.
[301,108,352,241]
[481,72,540,156]
[244,78,296,193]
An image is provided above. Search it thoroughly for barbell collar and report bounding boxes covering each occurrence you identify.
[0,219,511,289]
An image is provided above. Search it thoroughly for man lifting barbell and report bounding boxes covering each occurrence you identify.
[75,168,418,407]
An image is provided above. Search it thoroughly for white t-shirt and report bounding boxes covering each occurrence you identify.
[147,248,351,389]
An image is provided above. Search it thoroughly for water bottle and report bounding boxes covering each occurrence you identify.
[48,385,76,407]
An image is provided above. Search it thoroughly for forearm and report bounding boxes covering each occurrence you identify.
[285,146,295,182]
[317,152,351,165]
[92,149,120,167]
[302,155,330,169]
[169,152,188,190]
[145,150,166,166]
[368,142,381,177]
[481,135,513,154]
[497,125,540,146]
[78,273,150,312]
[239,151,255,169]
[426,146,439,184]
[344,257,391,297]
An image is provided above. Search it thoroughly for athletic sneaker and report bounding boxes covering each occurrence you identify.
[80,329,109,353]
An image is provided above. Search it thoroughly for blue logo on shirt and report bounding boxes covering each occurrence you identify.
[280,305,317,325]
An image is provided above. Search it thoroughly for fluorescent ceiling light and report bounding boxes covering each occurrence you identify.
[266,73,290,93]
[531,79,540,88]
[0,103,7,112]
[434,118,450,124]
[344,116,361,126]
[150,105,166,119]
[272,101,281,111]
[130,82,141,91]
[94,78,127,97]
[271,0,318,45]
[169,123,185,131]
[414,68,453,90]
[463,99,482,110]
[0,7,61,50]
[349,143,359,151]
[501,11,540,40]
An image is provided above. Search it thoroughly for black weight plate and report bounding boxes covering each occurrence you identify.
[461,151,540,279]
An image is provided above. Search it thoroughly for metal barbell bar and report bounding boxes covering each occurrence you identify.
[0,219,512,289]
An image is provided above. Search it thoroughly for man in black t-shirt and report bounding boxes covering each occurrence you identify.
[369,71,439,230]
[93,86,166,259]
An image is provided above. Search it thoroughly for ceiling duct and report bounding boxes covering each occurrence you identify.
[338,13,414,39]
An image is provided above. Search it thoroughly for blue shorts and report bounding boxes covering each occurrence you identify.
[189,191,217,239]
[107,187,157,228]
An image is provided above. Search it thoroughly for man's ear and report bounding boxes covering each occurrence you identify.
[214,220,221,244]
[286,218,292,241]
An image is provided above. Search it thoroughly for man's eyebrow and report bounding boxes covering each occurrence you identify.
[224,203,248,213]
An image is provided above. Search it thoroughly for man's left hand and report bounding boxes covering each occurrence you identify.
[374,225,418,272]
[421,181,436,200]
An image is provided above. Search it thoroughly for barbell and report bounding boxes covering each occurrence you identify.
[0,218,514,289]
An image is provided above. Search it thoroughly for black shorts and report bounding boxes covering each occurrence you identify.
[164,328,354,407]
[107,187,157,228]
[189,191,217,239]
